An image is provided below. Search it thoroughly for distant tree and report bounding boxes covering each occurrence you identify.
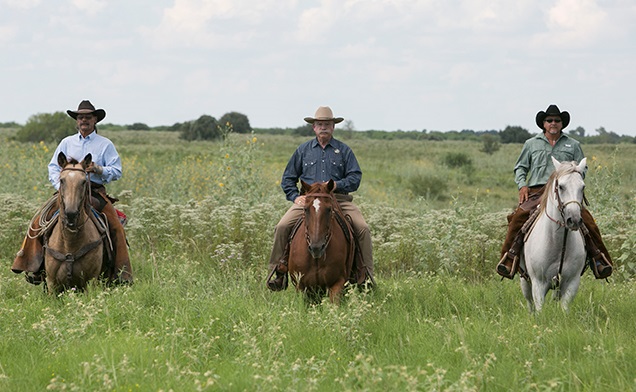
[128,122,150,131]
[499,125,532,144]
[569,126,585,138]
[219,112,251,134]
[0,121,21,128]
[168,122,186,132]
[480,134,501,155]
[342,119,355,131]
[179,115,220,141]
[292,123,313,137]
[13,112,75,143]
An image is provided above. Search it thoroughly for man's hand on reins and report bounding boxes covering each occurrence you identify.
[87,163,103,175]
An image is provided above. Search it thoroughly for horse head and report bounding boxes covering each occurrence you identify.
[57,152,92,230]
[301,179,336,259]
[548,156,587,231]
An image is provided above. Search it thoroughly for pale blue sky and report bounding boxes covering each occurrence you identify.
[1,0,635,135]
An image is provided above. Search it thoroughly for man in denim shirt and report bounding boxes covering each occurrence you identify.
[267,106,374,290]
[496,104,612,280]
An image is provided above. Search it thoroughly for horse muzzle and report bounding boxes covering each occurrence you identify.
[308,243,327,259]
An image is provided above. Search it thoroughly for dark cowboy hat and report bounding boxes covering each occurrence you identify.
[67,100,106,123]
[535,104,570,130]
[304,106,344,124]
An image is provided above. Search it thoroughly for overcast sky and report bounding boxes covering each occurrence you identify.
[1,0,635,135]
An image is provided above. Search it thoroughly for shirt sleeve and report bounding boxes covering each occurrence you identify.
[573,143,587,178]
[48,141,66,190]
[96,142,123,184]
[281,148,303,202]
[336,147,362,193]
[513,141,531,189]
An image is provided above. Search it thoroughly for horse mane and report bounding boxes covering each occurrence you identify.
[66,158,81,165]
[538,160,583,214]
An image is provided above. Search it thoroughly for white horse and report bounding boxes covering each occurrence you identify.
[520,157,588,312]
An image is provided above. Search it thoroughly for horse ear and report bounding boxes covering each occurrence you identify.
[57,152,68,167]
[327,179,335,192]
[82,153,93,169]
[301,180,311,193]
[551,155,561,169]
[578,157,587,172]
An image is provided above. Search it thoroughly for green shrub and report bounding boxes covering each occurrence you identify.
[13,112,75,143]
[480,134,501,155]
[406,173,448,200]
[442,152,473,168]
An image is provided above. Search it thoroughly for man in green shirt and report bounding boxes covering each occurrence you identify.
[496,104,613,280]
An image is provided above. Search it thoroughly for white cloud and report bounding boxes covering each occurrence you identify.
[71,0,108,15]
[2,0,41,9]
[539,0,608,46]
[142,0,296,48]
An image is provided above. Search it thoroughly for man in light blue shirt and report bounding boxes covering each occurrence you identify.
[12,100,133,284]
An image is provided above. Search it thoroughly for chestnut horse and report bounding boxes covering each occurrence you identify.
[44,152,104,293]
[288,180,355,304]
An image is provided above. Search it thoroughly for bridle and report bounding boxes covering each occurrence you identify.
[546,174,584,228]
[58,165,92,232]
[303,192,336,254]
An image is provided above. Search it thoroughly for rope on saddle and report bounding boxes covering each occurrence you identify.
[27,195,59,239]
[522,207,541,242]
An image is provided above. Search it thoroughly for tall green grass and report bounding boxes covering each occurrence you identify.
[1,129,635,390]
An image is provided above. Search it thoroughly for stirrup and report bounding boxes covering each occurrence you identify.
[590,253,612,280]
[497,252,519,280]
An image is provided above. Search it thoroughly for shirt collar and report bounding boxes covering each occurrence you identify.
[78,130,97,140]
[311,137,336,149]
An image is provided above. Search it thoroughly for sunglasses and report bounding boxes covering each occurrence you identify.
[544,118,562,123]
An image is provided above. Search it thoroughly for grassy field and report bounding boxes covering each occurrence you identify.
[1,129,635,391]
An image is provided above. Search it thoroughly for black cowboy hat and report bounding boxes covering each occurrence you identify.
[535,104,570,130]
[67,100,106,123]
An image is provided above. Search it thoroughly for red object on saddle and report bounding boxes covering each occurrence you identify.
[116,209,127,227]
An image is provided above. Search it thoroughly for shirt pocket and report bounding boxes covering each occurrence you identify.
[530,149,549,171]
[329,156,345,180]
[555,148,575,162]
[302,158,318,178]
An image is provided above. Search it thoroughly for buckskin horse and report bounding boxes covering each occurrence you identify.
[520,157,588,312]
[44,152,105,293]
[287,180,355,304]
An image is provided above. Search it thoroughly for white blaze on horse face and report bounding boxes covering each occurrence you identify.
[313,198,321,213]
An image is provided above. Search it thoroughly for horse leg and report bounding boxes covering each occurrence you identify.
[531,280,550,312]
[328,278,346,304]
[520,277,535,312]
[557,278,581,312]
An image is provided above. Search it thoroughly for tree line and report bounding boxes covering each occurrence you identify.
[3,113,634,145]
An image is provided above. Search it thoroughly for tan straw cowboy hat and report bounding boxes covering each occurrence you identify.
[304,106,344,124]
[67,100,106,123]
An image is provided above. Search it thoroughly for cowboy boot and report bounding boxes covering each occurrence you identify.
[267,246,289,291]
[497,234,523,280]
